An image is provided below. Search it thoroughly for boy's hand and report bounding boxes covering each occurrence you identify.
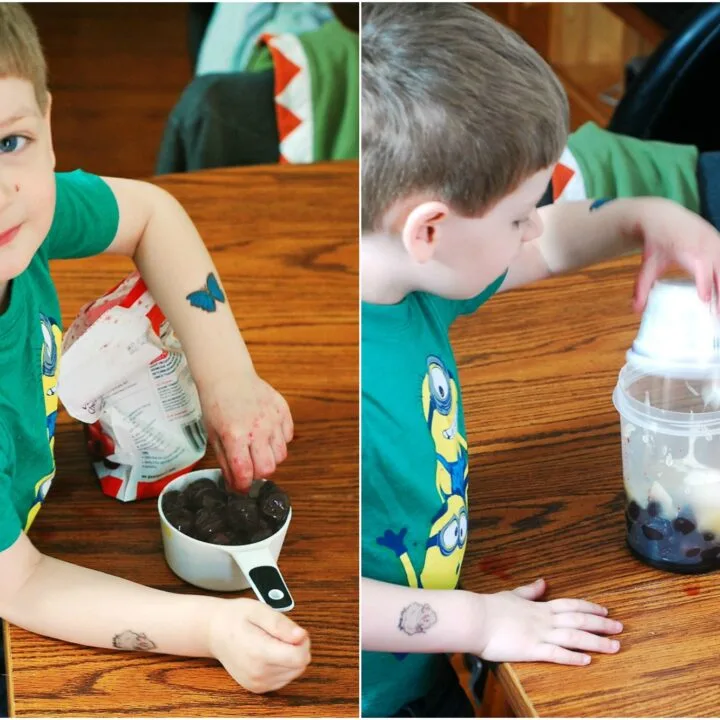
[633,198,720,312]
[477,578,622,666]
[200,371,294,492]
[208,598,311,693]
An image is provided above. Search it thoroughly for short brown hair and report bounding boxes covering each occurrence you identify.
[362,3,568,232]
[0,3,48,112]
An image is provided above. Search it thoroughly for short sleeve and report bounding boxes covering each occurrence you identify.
[43,171,120,261]
[0,425,21,552]
[0,473,22,552]
[424,270,508,327]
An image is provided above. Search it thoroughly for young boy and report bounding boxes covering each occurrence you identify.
[361,4,720,717]
[0,4,309,696]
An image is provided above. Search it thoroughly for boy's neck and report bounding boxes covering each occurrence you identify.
[361,233,421,305]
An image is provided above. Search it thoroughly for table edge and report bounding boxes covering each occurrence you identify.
[496,662,538,718]
[149,159,359,183]
[3,619,15,718]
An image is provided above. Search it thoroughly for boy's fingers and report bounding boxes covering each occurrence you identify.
[228,443,254,491]
[531,643,591,666]
[633,252,666,312]
[269,431,288,465]
[546,628,620,655]
[548,598,608,616]
[249,602,308,645]
[281,409,294,443]
[250,439,276,479]
[260,664,309,692]
[511,578,546,600]
[552,612,622,635]
[690,255,714,304]
[213,441,235,490]
[253,631,310,668]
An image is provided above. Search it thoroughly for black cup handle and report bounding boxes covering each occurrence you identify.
[247,565,294,611]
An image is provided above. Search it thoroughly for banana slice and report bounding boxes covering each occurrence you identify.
[648,480,677,519]
[683,469,720,532]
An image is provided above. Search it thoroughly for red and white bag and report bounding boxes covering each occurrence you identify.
[58,272,207,501]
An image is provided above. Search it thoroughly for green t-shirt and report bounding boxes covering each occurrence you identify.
[0,170,119,552]
[248,19,359,162]
[567,121,700,209]
[361,273,506,718]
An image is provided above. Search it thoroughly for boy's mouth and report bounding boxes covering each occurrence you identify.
[0,224,21,248]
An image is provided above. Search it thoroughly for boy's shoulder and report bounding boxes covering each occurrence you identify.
[362,271,507,340]
[44,170,120,262]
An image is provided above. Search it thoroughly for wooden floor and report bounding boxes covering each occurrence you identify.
[27,2,191,179]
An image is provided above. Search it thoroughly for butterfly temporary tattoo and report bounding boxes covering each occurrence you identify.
[186,272,226,312]
[589,197,614,212]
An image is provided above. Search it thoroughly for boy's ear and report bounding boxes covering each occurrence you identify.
[44,93,56,169]
[401,201,449,263]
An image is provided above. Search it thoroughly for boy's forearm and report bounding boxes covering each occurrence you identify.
[534,198,643,276]
[132,184,254,390]
[4,553,220,657]
[362,577,484,655]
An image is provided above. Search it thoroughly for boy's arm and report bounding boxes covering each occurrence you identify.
[0,533,310,692]
[101,177,252,389]
[363,577,481,654]
[501,199,638,292]
[98,177,293,491]
[2,532,216,656]
[362,577,621,664]
[501,198,720,310]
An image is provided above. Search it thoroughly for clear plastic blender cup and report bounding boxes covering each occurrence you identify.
[613,279,720,573]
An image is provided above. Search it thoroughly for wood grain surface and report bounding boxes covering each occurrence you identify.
[456,256,720,717]
[27,2,191,179]
[5,162,359,717]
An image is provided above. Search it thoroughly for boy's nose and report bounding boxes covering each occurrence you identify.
[522,209,543,243]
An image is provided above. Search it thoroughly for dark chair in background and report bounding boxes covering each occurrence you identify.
[609,3,720,151]
[159,2,359,174]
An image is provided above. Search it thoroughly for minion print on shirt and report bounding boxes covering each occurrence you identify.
[377,354,469,590]
[24,313,62,530]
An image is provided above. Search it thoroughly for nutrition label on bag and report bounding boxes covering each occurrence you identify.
[58,273,207,501]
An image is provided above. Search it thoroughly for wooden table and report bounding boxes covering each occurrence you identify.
[457,256,720,717]
[5,162,359,717]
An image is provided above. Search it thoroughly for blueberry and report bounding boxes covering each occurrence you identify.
[194,508,228,542]
[161,490,184,515]
[685,547,701,558]
[703,532,716,542]
[250,519,275,543]
[627,501,641,521]
[210,531,233,545]
[167,507,194,536]
[673,517,696,535]
[227,494,260,532]
[700,546,720,563]
[642,525,664,541]
[647,502,660,518]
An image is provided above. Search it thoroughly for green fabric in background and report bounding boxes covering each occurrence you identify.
[569,121,700,210]
[249,19,359,162]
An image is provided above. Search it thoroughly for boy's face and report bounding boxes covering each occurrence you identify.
[400,166,555,300]
[0,77,56,286]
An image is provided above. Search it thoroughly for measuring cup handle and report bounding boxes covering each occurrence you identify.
[229,547,294,612]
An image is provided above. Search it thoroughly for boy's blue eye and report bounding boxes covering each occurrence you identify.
[0,135,28,154]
